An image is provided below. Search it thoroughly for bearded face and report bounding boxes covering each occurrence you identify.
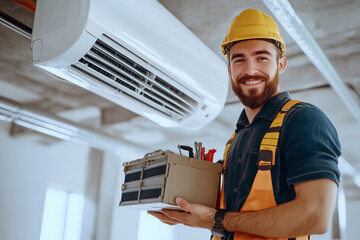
[231,71,279,109]
[227,40,285,109]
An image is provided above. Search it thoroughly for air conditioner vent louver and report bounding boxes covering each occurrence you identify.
[70,37,200,121]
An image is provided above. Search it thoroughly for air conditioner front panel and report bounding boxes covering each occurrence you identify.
[68,35,215,127]
[32,0,229,128]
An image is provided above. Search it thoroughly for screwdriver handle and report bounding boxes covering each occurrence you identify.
[201,147,205,160]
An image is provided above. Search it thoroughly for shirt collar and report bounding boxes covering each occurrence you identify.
[236,92,291,131]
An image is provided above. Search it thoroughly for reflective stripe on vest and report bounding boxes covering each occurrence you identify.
[212,100,310,240]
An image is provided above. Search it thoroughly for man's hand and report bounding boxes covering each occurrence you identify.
[148,197,216,229]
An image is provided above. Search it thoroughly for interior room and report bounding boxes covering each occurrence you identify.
[0,0,359,239]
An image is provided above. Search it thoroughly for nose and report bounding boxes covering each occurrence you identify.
[244,60,259,76]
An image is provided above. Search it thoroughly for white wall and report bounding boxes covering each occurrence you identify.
[346,200,360,240]
[0,121,89,240]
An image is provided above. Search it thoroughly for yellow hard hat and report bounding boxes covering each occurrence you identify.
[221,9,286,56]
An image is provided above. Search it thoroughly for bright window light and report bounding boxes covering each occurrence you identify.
[337,183,347,237]
[138,210,174,240]
[40,188,68,240]
[64,192,85,240]
[40,188,84,240]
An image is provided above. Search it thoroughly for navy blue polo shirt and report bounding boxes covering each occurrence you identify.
[223,92,341,220]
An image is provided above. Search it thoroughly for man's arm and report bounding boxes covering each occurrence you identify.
[148,178,337,238]
[223,178,337,237]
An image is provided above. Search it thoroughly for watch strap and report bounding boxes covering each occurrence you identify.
[211,209,228,237]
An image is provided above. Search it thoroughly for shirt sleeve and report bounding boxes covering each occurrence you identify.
[280,103,341,187]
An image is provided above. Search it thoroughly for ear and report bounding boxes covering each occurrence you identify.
[278,56,287,74]
[228,64,231,77]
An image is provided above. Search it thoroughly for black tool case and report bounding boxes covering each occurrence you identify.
[119,150,222,211]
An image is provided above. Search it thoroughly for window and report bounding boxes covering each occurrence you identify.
[40,187,84,240]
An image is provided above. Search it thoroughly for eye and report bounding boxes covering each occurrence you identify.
[257,56,269,61]
[234,58,245,63]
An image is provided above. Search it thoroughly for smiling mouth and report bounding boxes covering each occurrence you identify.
[244,80,262,85]
[241,79,264,86]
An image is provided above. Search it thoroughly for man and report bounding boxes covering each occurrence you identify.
[149,9,340,240]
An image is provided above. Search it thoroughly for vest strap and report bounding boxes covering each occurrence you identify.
[258,100,301,168]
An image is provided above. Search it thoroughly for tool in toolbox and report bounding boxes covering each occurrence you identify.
[177,142,218,162]
[177,145,194,158]
[119,149,222,211]
[205,149,217,162]
[194,141,202,159]
[201,147,205,160]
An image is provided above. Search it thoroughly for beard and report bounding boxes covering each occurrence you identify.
[231,71,279,109]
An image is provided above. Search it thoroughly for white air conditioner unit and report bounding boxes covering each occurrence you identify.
[31,0,229,128]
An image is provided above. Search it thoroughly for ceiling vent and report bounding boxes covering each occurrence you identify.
[31,0,228,128]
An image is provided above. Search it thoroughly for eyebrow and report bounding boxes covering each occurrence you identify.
[230,50,273,61]
[230,53,244,61]
[253,50,272,56]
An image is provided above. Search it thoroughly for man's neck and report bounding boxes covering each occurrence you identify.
[244,91,281,124]
[244,106,262,124]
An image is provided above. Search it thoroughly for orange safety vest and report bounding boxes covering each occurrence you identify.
[212,100,310,240]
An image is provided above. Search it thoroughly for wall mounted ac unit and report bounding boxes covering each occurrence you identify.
[31,0,229,128]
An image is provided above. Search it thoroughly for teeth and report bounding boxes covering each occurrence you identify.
[244,80,261,85]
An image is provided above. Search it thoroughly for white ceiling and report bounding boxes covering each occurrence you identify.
[0,0,359,200]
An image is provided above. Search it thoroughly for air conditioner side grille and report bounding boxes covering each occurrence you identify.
[70,37,200,121]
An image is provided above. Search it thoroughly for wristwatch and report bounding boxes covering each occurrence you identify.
[211,209,228,238]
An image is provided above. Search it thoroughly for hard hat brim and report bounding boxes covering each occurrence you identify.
[221,34,286,57]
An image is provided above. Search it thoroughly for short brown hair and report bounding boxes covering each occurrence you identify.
[226,39,282,63]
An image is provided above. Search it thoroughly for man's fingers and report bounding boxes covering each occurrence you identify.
[160,209,192,225]
[162,220,178,226]
[161,209,189,219]
[149,201,216,229]
[148,211,182,225]
[148,211,174,222]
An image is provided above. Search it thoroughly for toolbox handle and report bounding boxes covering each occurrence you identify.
[177,145,194,158]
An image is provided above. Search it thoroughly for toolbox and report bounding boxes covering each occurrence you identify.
[119,150,222,211]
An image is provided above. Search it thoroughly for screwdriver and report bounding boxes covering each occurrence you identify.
[194,141,202,159]
[201,147,205,160]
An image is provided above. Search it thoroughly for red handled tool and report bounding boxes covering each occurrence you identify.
[201,147,205,160]
[205,149,217,162]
